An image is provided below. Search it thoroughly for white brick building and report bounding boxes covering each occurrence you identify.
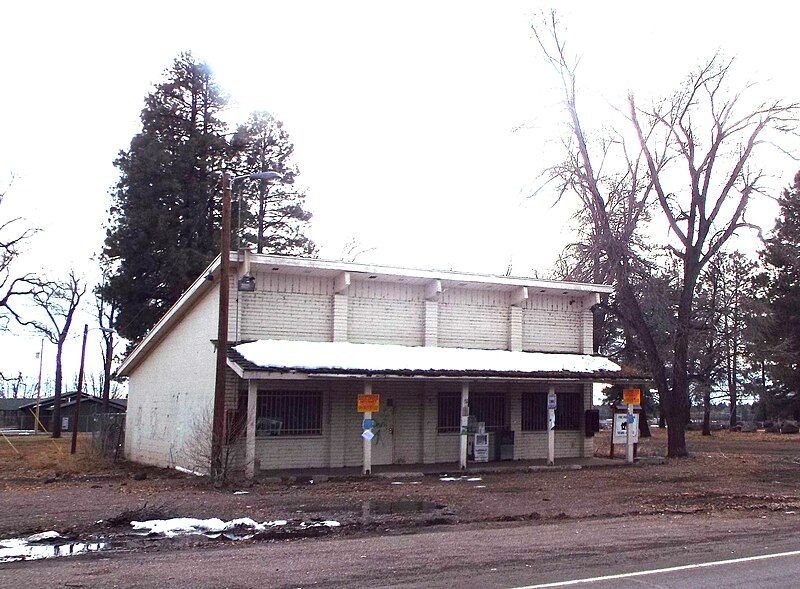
[119,253,626,476]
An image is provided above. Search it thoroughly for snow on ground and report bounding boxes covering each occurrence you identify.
[130,518,288,538]
[234,340,621,375]
[440,476,483,482]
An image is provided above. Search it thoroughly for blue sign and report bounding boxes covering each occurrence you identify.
[362,418,374,430]
[627,414,636,424]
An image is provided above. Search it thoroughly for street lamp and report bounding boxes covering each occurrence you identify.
[211,170,282,482]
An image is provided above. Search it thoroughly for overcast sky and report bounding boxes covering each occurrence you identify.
[1,1,798,387]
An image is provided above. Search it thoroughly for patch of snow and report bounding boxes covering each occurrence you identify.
[467,477,482,482]
[474,485,487,489]
[26,531,61,542]
[391,481,405,485]
[234,340,621,376]
[300,520,341,529]
[439,477,461,482]
[175,466,205,477]
[130,517,287,538]
[233,491,250,495]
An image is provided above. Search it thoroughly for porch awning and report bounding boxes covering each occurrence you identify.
[227,339,642,381]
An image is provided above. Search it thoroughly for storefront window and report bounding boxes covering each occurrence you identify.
[256,390,322,436]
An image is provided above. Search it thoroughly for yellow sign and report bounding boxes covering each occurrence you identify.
[623,388,641,406]
[357,394,380,413]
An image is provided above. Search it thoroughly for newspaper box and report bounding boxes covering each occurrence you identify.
[473,432,490,462]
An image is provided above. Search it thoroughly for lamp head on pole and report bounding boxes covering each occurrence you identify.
[232,171,283,183]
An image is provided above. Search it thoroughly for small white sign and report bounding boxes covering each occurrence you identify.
[361,429,374,441]
[612,413,639,444]
[547,393,557,410]
[62,417,69,430]
[548,410,556,431]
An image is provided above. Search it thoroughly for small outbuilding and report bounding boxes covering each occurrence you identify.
[120,253,636,476]
[12,392,126,432]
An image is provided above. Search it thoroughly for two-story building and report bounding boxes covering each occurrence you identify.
[119,252,628,477]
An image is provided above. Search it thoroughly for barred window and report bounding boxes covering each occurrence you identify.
[470,393,507,432]
[437,392,460,433]
[522,387,584,431]
[522,393,547,431]
[556,392,582,430]
[256,390,322,436]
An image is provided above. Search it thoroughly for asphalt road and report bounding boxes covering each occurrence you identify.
[2,512,800,588]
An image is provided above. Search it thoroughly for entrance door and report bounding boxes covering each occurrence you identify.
[371,394,395,465]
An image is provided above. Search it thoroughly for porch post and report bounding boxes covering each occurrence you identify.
[547,384,556,466]
[363,381,372,475]
[245,379,257,479]
[460,382,469,470]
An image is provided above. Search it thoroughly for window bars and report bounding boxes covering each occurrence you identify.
[256,390,323,436]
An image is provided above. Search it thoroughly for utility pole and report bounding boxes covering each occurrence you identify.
[34,339,44,433]
[211,171,232,482]
[102,327,113,413]
[70,324,88,455]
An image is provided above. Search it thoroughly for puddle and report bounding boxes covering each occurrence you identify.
[0,533,108,563]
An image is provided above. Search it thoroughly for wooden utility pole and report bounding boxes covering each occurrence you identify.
[70,324,88,455]
[211,171,232,482]
[102,328,113,413]
[34,339,44,433]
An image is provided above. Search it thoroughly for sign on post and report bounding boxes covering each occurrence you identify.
[547,392,557,410]
[612,413,640,444]
[623,388,641,406]
[357,394,380,413]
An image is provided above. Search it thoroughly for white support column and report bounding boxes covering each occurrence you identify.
[626,403,634,464]
[424,301,438,347]
[460,382,469,470]
[245,379,258,479]
[547,384,556,466]
[509,306,522,352]
[332,294,348,342]
[363,381,372,475]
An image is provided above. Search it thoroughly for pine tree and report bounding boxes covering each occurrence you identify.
[230,112,315,255]
[103,53,230,344]
[756,171,800,417]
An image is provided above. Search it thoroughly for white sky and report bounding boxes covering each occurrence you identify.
[1,0,798,387]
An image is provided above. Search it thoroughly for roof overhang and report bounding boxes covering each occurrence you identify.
[226,340,647,383]
[244,253,614,295]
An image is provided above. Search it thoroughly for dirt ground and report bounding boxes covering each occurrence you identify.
[2,427,800,544]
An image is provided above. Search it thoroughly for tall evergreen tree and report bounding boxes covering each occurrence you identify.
[103,53,229,344]
[755,171,800,417]
[230,112,315,255]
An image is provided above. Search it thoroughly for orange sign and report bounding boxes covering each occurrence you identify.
[357,394,380,413]
[623,388,641,406]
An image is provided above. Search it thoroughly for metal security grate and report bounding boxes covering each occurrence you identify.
[256,390,323,436]
[522,388,583,431]
[470,393,507,432]
[437,392,461,433]
[522,393,547,431]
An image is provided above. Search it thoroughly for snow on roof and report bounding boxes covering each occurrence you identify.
[232,339,621,378]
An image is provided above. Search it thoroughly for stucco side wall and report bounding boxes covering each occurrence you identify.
[125,288,218,471]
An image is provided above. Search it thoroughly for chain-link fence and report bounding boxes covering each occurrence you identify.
[90,413,125,460]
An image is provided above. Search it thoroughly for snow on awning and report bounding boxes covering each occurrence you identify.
[230,339,625,380]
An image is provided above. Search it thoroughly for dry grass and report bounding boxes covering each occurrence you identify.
[0,432,119,477]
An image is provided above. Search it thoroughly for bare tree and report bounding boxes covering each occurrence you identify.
[30,271,86,437]
[0,179,39,334]
[95,285,118,412]
[533,12,799,456]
